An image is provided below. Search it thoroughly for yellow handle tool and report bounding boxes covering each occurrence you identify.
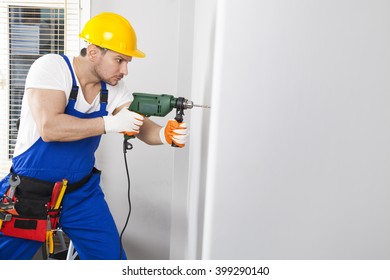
[45,179,67,257]
[45,215,55,256]
[46,230,54,254]
[54,179,68,210]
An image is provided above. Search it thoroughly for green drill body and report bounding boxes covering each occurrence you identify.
[125,93,191,141]
[129,93,181,118]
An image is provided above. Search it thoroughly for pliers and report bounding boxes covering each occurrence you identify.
[46,218,54,255]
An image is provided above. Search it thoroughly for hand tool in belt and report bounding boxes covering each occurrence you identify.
[0,211,12,230]
[50,181,63,210]
[46,216,54,255]
[0,175,18,229]
[0,175,20,214]
[48,181,63,230]
[46,179,68,256]
[0,176,16,227]
[54,179,68,210]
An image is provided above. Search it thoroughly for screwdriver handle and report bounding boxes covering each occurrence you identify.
[54,179,68,210]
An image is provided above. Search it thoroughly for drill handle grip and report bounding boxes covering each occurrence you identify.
[172,111,184,147]
[123,131,137,139]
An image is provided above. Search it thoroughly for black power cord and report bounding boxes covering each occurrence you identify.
[119,139,133,260]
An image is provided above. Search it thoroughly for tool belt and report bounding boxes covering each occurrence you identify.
[0,168,99,243]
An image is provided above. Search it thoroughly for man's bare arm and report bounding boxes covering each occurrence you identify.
[28,88,105,142]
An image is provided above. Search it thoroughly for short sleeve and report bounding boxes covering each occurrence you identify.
[25,54,72,94]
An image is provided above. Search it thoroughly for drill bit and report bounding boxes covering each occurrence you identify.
[193,104,211,109]
[183,100,211,109]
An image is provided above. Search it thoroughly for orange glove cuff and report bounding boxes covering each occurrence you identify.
[161,120,188,148]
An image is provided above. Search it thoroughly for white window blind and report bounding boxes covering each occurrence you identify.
[0,0,83,177]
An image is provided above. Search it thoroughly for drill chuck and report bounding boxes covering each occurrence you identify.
[183,100,194,109]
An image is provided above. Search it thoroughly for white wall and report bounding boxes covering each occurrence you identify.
[169,0,196,259]
[198,0,390,259]
[184,0,217,260]
[91,0,390,260]
[92,0,182,259]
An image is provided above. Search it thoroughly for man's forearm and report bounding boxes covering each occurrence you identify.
[39,114,105,142]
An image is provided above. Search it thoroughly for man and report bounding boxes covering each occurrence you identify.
[0,12,188,259]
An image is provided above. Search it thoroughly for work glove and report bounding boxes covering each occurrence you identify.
[102,108,144,135]
[160,119,189,148]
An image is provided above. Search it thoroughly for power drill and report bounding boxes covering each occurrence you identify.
[123,92,210,147]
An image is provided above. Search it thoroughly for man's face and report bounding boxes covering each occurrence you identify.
[95,49,133,86]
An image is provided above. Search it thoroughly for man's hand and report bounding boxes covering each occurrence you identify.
[103,107,144,134]
[160,119,189,148]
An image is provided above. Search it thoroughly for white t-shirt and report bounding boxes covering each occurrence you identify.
[14,53,133,157]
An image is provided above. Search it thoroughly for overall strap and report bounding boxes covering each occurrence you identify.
[61,54,79,100]
[100,81,108,111]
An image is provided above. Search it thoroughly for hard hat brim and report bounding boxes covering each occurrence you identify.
[128,49,146,58]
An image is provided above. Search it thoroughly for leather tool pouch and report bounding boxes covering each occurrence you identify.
[0,175,54,242]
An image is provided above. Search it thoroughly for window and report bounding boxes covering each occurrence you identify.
[0,0,88,177]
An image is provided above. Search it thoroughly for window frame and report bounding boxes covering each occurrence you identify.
[0,0,90,177]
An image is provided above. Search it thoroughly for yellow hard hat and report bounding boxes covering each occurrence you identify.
[79,12,145,58]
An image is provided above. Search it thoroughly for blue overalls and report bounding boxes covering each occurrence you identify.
[0,55,126,260]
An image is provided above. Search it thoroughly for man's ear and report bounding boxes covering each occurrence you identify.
[87,44,100,61]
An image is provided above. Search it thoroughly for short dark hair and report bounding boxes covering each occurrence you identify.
[80,45,108,57]
[80,47,87,56]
